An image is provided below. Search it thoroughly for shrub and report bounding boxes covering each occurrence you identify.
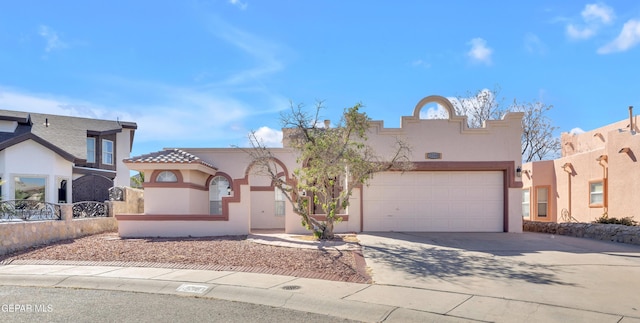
[594,214,638,226]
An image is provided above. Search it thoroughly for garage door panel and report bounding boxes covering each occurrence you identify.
[432,188,451,201]
[364,171,503,232]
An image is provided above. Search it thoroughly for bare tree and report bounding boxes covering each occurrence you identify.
[451,86,508,128]
[454,87,560,161]
[246,102,412,239]
[513,100,561,162]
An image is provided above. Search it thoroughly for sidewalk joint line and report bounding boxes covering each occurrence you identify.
[444,294,474,315]
[379,306,399,322]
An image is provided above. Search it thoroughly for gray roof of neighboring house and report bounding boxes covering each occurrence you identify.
[124,148,216,170]
[0,109,137,160]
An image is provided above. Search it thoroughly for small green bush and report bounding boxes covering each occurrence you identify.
[594,214,638,226]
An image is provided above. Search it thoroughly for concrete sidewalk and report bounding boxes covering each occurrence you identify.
[0,263,636,322]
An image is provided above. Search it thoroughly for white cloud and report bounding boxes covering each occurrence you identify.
[411,59,431,68]
[566,3,615,40]
[524,33,547,54]
[566,24,596,40]
[419,103,448,119]
[229,0,248,10]
[582,3,615,24]
[38,25,67,52]
[205,16,285,87]
[0,87,123,120]
[569,127,585,135]
[467,38,492,65]
[598,19,640,54]
[250,126,283,147]
[0,83,288,149]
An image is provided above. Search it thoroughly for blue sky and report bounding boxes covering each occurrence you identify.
[1,1,639,158]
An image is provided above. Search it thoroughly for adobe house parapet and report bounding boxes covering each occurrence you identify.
[367,95,524,136]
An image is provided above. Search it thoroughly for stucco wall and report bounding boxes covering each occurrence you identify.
[123,96,524,236]
[360,98,524,233]
[521,160,558,223]
[143,187,209,214]
[0,205,117,256]
[110,187,144,214]
[606,129,640,218]
[250,190,285,229]
[525,115,639,224]
[117,184,252,237]
[114,129,134,187]
[1,139,73,203]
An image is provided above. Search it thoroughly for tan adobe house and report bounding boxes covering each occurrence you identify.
[117,95,524,237]
[0,109,137,203]
[522,107,638,223]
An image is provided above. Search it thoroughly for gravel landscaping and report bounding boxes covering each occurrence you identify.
[0,232,370,283]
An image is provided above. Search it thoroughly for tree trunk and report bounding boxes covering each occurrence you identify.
[323,220,335,239]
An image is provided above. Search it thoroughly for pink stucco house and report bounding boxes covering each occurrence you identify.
[522,107,638,223]
[116,95,525,237]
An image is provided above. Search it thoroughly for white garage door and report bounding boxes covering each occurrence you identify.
[363,171,504,232]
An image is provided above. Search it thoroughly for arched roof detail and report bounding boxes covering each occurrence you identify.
[244,157,291,181]
[412,95,456,119]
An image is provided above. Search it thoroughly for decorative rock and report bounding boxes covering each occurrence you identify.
[524,220,640,246]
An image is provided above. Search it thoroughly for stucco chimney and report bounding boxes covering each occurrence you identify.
[324,120,330,128]
[630,106,634,133]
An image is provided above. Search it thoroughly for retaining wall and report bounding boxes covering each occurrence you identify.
[0,204,117,256]
[524,220,640,246]
[110,187,144,215]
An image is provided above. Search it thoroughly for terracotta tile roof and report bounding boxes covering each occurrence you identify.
[125,149,216,169]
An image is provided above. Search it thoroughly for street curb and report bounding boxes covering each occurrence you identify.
[2,258,371,283]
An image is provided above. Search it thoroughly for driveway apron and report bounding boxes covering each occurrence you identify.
[358,232,640,318]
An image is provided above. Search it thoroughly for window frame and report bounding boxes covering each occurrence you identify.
[535,186,549,218]
[589,180,605,208]
[102,139,114,165]
[86,137,96,163]
[274,177,286,217]
[14,175,47,202]
[522,188,531,219]
[155,171,178,183]
[209,175,230,215]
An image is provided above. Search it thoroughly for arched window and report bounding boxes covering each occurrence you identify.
[155,171,178,183]
[209,176,230,215]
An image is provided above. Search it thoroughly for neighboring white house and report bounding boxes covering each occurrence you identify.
[118,95,524,237]
[0,110,137,203]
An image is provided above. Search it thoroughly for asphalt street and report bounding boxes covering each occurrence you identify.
[0,285,358,323]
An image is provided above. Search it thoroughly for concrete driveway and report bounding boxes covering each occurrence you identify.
[358,232,640,319]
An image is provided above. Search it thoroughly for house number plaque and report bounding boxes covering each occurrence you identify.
[426,152,442,160]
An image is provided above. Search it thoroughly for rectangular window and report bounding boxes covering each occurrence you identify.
[87,138,96,163]
[590,181,604,206]
[102,139,114,165]
[522,189,530,218]
[210,201,222,215]
[536,187,548,218]
[275,187,286,216]
[14,176,46,202]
